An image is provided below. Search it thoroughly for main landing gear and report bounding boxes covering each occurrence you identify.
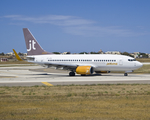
[69,71,75,76]
[124,73,128,76]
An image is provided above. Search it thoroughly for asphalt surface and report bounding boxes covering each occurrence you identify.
[0,65,150,86]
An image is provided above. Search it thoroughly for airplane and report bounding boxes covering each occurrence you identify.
[21,28,143,76]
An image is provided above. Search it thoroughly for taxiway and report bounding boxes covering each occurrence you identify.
[0,65,150,86]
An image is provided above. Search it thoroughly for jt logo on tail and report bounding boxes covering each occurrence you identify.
[23,28,52,55]
[27,40,36,51]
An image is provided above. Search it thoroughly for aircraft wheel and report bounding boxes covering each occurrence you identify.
[69,72,75,76]
[124,73,128,76]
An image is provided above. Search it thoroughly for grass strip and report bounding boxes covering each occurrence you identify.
[0,84,150,119]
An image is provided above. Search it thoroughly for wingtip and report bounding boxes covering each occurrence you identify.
[13,49,23,61]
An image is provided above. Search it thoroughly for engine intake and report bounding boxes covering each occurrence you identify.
[76,66,93,75]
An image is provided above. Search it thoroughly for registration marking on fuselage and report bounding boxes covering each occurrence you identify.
[42,82,53,86]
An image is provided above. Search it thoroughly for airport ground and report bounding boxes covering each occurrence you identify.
[0,61,150,119]
[0,64,150,86]
[1,84,150,119]
[0,60,150,86]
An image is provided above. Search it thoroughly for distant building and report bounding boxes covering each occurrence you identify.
[105,51,121,55]
[24,53,27,56]
[130,53,138,58]
[133,52,140,58]
[134,55,139,58]
[7,52,14,56]
[61,52,67,55]
[98,49,104,54]
[134,52,140,55]
[1,58,8,62]
[61,52,71,55]
[130,53,134,56]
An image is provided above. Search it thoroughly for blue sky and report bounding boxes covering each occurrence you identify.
[0,0,150,53]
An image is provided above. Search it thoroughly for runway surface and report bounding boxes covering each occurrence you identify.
[0,65,150,86]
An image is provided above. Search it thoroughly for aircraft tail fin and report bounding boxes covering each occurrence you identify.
[23,28,52,55]
[13,49,23,61]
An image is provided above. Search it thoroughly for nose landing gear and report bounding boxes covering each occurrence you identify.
[124,73,128,76]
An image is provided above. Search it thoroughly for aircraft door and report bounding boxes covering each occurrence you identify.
[119,59,123,65]
[134,62,136,66]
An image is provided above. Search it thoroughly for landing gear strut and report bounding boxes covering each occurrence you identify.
[69,71,75,76]
[124,73,128,76]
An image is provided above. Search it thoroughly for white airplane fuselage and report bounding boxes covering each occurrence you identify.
[27,54,143,72]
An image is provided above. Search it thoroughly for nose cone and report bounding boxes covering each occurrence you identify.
[137,62,143,68]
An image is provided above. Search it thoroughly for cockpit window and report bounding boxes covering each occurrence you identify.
[128,59,136,62]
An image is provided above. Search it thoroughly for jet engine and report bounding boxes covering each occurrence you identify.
[76,66,93,75]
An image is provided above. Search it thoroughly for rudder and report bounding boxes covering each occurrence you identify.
[23,28,50,55]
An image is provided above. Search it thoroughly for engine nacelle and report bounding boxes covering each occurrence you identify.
[76,66,93,75]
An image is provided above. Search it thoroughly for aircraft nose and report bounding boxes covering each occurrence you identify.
[137,62,143,68]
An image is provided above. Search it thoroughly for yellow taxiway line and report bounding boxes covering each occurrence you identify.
[42,82,53,86]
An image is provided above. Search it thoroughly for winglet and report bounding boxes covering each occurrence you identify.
[13,49,23,61]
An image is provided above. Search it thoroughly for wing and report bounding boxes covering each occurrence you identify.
[41,62,77,71]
